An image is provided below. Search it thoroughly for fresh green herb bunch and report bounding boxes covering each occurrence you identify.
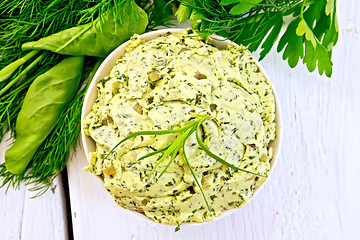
[0,0,103,140]
[0,0,175,196]
[0,0,175,141]
[136,0,175,31]
[175,0,338,77]
[0,0,99,71]
[104,115,267,212]
[0,57,101,196]
[80,0,175,31]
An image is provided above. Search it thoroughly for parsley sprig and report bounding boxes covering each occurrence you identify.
[175,0,338,77]
[104,115,267,211]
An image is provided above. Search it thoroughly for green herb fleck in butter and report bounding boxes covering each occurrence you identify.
[83,29,276,225]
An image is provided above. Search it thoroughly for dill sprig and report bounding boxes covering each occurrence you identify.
[104,115,267,211]
[0,0,98,70]
[0,57,102,197]
[0,0,177,139]
[136,0,176,31]
[0,0,101,138]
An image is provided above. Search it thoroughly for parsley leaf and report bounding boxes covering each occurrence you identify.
[277,18,304,68]
[278,0,338,77]
[175,0,339,77]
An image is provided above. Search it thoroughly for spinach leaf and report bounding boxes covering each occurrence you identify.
[22,0,148,57]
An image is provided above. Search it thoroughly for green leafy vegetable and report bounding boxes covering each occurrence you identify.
[0,0,152,140]
[0,50,40,83]
[0,0,105,78]
[0,53,64,142]
[0,57,101,196]
[276,0,338,77]
[5,57,84,174]
[0,0,109,140]
[175,0,338,77]
[0,52,44,96]
[0,0,175,196]
[22,0,148,57]
[176,3,192,24]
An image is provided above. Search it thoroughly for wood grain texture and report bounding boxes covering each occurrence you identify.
[1,1,359,239]
[66,2,360,239]
[0,133,68,240]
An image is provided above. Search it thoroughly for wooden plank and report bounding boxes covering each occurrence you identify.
[0,133,68,240]
[21,176,68,240]
[67,2,360,239]
[0,135,25,240]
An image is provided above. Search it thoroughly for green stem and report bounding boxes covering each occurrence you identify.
[158,123,200,178]
[103,120,199,160]
[0,50,40,83]
[84,58,104,92]
[195,123,267,178]
[147,127,194,180]
[158,143,182,179]
[138,145,170,161]
[0,53,44,96]
[182,138,212,212]
[300,0,306,18]
[55,23,92,52]
[176,4,192,24]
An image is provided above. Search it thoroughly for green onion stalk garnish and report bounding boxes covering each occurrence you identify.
[104,115,267,212]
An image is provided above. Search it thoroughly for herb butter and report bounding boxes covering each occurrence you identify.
[83,29,276,225]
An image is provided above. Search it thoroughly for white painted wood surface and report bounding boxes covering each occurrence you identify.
[1,1,359,239]
[0,134,68,240]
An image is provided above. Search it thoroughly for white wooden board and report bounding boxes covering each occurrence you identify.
[0,133,68,240]
[1,1,359,239]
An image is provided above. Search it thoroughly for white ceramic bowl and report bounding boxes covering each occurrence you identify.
[81,28,283,225]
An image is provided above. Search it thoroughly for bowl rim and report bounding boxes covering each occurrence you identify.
[80,28,283,226]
